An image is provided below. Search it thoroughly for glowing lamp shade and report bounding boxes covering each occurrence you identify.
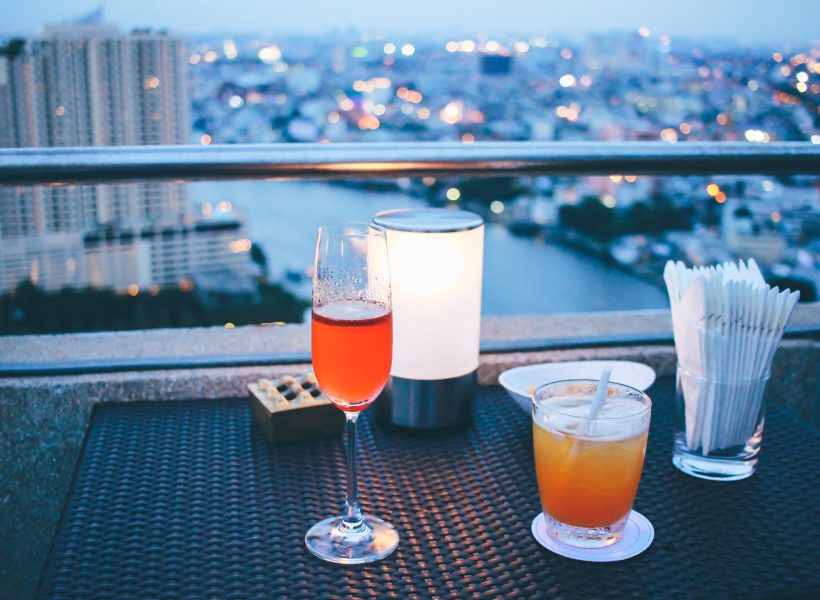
[373,209,484,429]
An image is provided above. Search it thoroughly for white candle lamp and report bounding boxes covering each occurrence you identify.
[372,209,484,429]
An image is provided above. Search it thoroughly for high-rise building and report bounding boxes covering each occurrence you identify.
[0,24,251,294]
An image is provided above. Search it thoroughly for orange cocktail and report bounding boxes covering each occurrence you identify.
[532,381,651,548]
[312,300,392,412]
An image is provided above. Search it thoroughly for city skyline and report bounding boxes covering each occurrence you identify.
[1,4,818,315]
[3,0,820,45]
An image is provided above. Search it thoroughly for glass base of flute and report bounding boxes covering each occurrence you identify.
[305,515,399,565]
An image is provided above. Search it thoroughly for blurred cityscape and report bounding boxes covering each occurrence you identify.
[1,15,819,332]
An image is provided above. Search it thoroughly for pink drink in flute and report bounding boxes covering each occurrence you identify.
[304,223,399,564]
[311,301,392,413]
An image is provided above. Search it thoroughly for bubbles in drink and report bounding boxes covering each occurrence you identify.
[315,299,389,321]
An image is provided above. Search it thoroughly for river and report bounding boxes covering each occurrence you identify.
[193,180,668,315]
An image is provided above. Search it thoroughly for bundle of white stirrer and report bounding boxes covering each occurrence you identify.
[663,259,799,455]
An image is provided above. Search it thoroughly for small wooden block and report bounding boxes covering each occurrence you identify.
[249,374,344,445]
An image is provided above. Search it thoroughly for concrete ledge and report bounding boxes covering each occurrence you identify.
[1,303,816,369]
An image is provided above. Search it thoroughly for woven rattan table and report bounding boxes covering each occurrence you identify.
[39,379,820,599]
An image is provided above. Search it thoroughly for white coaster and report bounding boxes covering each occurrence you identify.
[531,510,654,562]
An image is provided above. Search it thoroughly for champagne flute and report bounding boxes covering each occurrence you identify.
[304,222,399,564]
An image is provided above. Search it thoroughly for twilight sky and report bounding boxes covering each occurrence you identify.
[3,0,819,45]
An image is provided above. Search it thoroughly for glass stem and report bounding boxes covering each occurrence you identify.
[342,412,363,531]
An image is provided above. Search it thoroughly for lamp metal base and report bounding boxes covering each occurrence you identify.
[375,371,477,430]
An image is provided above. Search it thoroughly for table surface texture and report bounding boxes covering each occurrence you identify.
[38,380,820,599]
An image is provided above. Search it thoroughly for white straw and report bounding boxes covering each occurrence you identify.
[587,368,612,420]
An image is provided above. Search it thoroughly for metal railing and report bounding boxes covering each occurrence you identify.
[1,141,819,185]
[1,141,819,376]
